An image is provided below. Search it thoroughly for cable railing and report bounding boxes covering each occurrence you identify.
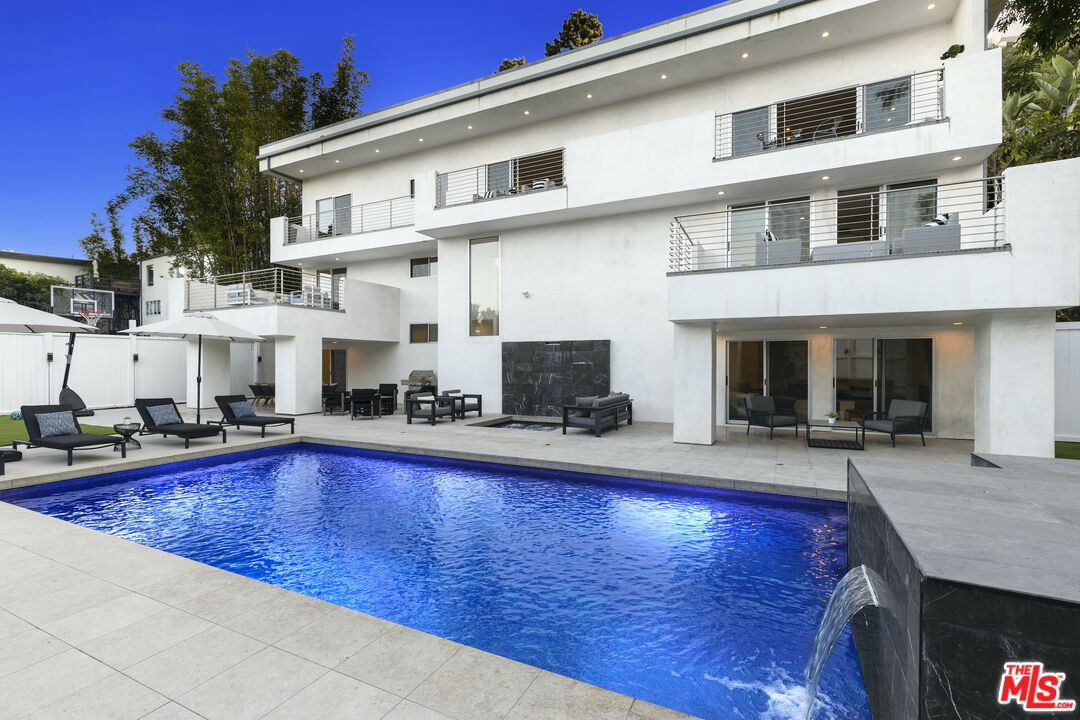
[185,267,346,311]
[285,195,414,244]
[714,69,945,160]
[436,148,565,208]
[669,177,1005,274]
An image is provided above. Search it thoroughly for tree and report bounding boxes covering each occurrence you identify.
[544,9,603,57]
[496,57,527,73]
[995,0,1080,55]
[0,265,70,311]
[85,37,368,278]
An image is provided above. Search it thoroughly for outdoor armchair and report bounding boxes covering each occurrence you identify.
[213,395,294,437]
[135,398,226,448]
[405,392,456,425]
[12,405,126,467]
[441,389,483,420]
[744,396,798,439]
[378,383,398,415]
[862,399,929,446]
[351,388,380,420]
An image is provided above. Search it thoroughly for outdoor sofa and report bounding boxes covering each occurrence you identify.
[405,392,456,425]
[892,213,961,255]
[12,405,127,467]
[744,396,798,439]
[441,389,483,419]
[561,393,633,437]
[135,398,226,448]
[213,395,294,437]
[862,399,930,446]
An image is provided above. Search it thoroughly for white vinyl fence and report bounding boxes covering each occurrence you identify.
[1057,322,1080,442]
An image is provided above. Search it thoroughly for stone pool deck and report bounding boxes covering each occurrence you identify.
[0,405,975,719]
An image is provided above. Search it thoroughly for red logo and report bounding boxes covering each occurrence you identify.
[998,662,1076,712]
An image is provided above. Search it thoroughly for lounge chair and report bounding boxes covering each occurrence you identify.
[561,394,632,437]
[862,399,929,446]
[378,383,398,415]
[249,384,274,406]
[405,392,456,425]
[135,398,226,448]
[213,395,294,437]
[744,396,798,439]
[351,388,380,419]
[12,405,126,466]
[441,389,483,419]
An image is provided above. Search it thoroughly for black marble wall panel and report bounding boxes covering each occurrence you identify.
[848,462,922,720]
[502,340,610,416]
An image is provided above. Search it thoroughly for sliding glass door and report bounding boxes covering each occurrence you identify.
[727,340,808,422]
[834,338,932,427]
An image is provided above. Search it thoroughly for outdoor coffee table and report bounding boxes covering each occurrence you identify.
[112,422,142,451]
[805,419,864,450]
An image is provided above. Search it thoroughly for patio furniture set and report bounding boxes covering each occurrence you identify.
[744,395,930,450]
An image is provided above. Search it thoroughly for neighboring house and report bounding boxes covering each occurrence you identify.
[0,250,91,285]
[183,0,1078,457]
[139,253,186,322]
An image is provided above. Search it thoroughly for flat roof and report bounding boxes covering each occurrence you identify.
[0,250,90,267]
[257,0,814,161]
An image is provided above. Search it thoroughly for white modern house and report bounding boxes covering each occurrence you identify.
[0,251,91,285]
[179,0,1079,457]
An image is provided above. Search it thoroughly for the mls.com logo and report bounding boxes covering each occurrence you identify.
[999,662,1077,712]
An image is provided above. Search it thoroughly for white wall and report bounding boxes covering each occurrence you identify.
[0,255,89,284]
[140,256,182,321]
[1056,322,1080,443]
[0,333,186,413]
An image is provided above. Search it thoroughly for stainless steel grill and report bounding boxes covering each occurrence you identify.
[185,267,346,311]
[436,148,565,208]
[714,69,945,160]
[669,177,1005,273]
[286,195,414,244]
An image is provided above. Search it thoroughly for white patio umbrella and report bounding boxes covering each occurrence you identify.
[0,296,97,334]
[122,313,264,423]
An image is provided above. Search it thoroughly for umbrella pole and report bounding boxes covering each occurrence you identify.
[62,332,75,389]
[196,335,203,424]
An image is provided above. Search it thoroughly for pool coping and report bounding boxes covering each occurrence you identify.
[1,434,850,502]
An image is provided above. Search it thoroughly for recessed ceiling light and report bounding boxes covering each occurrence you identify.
[586,93,593,99]
[375,148,380,153]
[298,169,304,173]
[467,125,473,130]
[927,3,936,9]
[335,257,340,261]
[660,73,668,80]
[819,326,828,329]
[822,175,830,180]
[717,190,725,196]
[821,31,830,38]
[952,321,964,326]
[334,159,340,164]
[741,52,750,59]
[523,110,530,115]
[297,262,302,266]
[952,155,963,161]
[418,138,424,142]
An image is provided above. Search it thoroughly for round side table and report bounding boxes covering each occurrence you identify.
[113,423,142,451]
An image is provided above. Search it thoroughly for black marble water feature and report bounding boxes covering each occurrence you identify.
[501,340,610,416]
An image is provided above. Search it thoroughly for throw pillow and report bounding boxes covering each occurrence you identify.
[924,213,950,226]
[574,396,598,417]
[763,229,777,242]
[229,401,256,419]
[148,404,182,427]
[37,411,78,438]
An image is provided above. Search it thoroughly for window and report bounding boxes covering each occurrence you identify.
[146,265,154,287]
[410,323,438,343]
[837,186,881,244]
[729,197,810,267]
[884,180,937,242]
[317,194,352,237]
[864,77,911,133]
[144,300,161,316]
[410,257,438,278]
[409,179,415,198]
[731,106,770,156]
[837,180,937,244]
[469,237,499,336]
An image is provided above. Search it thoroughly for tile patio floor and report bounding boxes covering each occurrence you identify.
[0,404,975,719]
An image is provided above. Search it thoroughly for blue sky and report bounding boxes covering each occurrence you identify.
[0,0,716,259]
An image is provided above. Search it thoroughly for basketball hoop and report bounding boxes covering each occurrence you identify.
[79,311,104,327]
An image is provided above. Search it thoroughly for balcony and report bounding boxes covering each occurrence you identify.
[435,148,565,208]
[714,70,944,160]
[286,195,415,244]
[669,177,1005,274]
[185,267,345,312]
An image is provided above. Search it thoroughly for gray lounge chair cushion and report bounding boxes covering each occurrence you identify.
[229,401,256,419]
[863,420,895,433]
[811,240,888,261]
[745,396,776,413]
[767,415,798,427]
[887,400,927,419]
[37,411,78,438]
[574,396,598,417]
[148,404,182,427]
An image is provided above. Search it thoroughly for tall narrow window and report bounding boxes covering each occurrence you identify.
[864,77,911,132]
[731,106,770,156]
[885,180,937,242]
[837,187,881,244]
[470,237,499,336]
[146,265,154,287]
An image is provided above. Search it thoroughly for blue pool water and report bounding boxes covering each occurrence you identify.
[2,445,869,719]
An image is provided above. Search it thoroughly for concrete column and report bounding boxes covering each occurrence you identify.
[974,309,1056,457]
[673,322,716,445]
[186,338,230,411]
[808,334,834,421]
[275,334,322,415]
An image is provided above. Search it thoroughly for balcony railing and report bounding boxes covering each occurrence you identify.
[669,177,1004,274]
[714,69,944,160]
[185,267,345,311]
[285,195,414,244]
[435,148,565,208]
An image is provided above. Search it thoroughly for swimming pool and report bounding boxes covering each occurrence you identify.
[1,444,869,719]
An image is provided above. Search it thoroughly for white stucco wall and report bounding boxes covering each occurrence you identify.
[0,254,89,284]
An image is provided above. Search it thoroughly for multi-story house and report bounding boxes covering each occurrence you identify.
[187,0,1079,457]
